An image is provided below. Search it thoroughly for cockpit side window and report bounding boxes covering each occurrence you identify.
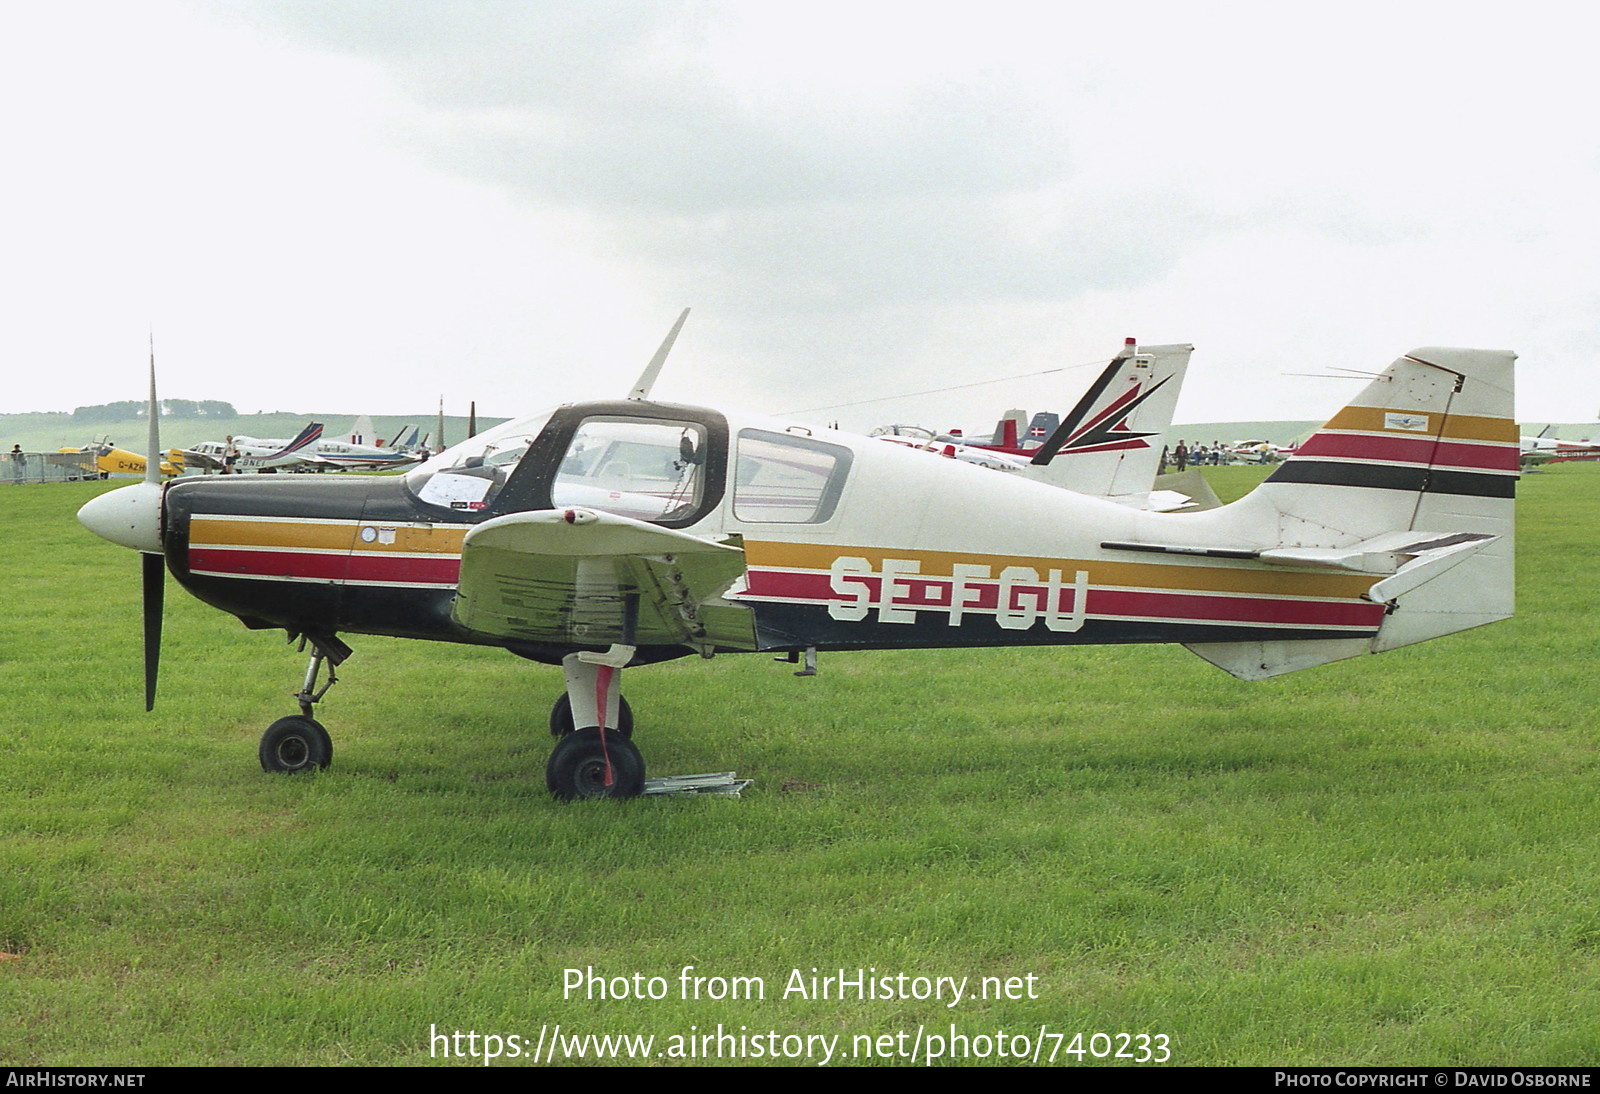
[732,429,852,524]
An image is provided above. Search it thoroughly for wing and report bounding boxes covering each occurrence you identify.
[451,507,755,654]
[176,447,225,471]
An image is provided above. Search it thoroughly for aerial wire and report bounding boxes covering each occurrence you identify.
[779,356,1111,417]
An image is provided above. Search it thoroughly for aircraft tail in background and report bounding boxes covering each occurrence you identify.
[336,414,376,446]
[1023,340,1193,505]
[266,422,324,461]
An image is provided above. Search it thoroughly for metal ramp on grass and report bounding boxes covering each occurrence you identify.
[642,772,751,797]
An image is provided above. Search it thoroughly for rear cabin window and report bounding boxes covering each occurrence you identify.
[733,429,852,524]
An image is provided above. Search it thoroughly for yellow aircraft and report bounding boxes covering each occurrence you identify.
[52,441,184,478]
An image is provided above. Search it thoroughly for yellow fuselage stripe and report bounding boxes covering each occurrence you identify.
[745,542,1376,599]
[189,517,466,554]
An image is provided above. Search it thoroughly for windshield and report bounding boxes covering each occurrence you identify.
[405,410,555,514]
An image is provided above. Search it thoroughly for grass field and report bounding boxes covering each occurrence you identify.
[2,466,1597,1066]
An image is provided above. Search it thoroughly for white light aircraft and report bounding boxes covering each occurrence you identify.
[188,419,422,473]
[181,423,328,473]
[79,322,1518,801]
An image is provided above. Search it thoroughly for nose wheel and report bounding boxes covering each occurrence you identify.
[260,716,333,773]
[259,636,348,774]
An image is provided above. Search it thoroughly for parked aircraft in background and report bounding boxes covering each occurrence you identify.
[183,420,422,473]
[310,438,422,471]
[1230,439,1300,462]
[868,429,1033,472]
[181,423,328,473]
[1519,426,1600,462]
[299,414,423,470]
[873,339,1194,509]
[50,441,182,479]
[385,424,423,450]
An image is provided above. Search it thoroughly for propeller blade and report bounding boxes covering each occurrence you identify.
[142,552,164,711]
[145,335,160,484]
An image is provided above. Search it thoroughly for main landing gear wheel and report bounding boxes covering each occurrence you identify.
[259,716,333,773]
[546,727,645,801]
[548,693,634,738]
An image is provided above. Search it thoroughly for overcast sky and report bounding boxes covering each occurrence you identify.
[2,1,1594,432]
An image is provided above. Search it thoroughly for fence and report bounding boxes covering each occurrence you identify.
[3,451,106,485]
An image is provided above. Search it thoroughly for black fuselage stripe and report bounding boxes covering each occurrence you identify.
[1266,460,1516,498]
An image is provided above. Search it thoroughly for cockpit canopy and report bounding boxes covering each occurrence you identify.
[406,400,856,530]
[406,402,724,527]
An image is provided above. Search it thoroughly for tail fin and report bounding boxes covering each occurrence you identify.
[1024,340,1193,502]
[268,422,323,460]
[339,414,375,446]
[1186,347,1517,679]
[991,411,1025,448]
[1024,411,1060,444]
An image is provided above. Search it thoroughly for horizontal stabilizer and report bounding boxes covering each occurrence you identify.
[1101,530,1497,580]
[1149,467,1222,512]
[1259,531,1496,580]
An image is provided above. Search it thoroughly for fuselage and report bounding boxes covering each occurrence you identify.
[155,398,1388,666]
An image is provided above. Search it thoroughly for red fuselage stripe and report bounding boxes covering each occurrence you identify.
[189,547,462,585]
[742,569,1384,628]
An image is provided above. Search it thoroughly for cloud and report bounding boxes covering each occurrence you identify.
[10,1,1596,426]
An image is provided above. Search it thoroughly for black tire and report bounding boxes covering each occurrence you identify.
[546,726,645,801]
[259,716,333,773]
[548,692,633,738]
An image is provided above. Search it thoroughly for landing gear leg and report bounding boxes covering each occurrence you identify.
[546,645,644,800]
[260,636,349,774]
[295,646,338,719]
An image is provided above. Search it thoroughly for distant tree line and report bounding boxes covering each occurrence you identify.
[72,399,238,423]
